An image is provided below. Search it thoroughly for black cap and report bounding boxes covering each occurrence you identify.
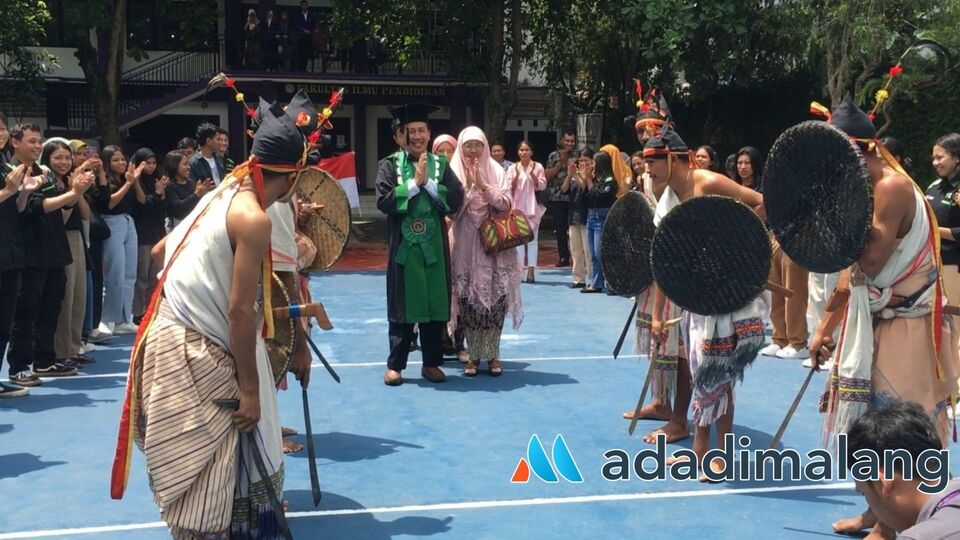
[829,93,877,140]
[389,102,440,127]
[284,89,319,136]
[643,128,688,156]
[251,100,320,167]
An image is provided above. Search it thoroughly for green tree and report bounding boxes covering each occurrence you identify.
[63,0,218,144]
[0,0,57,119]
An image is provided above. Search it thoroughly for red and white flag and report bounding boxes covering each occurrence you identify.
[317,151,361,213]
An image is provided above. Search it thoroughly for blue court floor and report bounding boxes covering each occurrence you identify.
[1,269,957,539]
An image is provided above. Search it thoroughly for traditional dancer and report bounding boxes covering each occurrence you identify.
[644,129,766,480]
[111,89,322,538]
[375,103,464,386]
[622,88,690,444]
[809,94,960,539]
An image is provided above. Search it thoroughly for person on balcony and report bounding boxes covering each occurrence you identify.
[242,9,262,70]
[293,1,316,71]
[262,9,279,71]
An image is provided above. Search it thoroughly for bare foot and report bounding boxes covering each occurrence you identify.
[622,400,671,421]
[642,420,690,444]
[665,454,693,466]
[281,426,298,437]
[833,510,877,535]
[283,438,304,454]
[699,458,726,483]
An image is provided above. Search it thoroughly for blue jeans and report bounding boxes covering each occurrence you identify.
[101,214,138,324]
[586,207,609,290]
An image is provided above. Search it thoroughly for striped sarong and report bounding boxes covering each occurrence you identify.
[135,299,285,539]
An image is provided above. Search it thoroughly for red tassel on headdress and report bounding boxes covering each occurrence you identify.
[889,65,903,78]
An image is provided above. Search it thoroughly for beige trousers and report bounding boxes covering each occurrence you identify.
[569,224,592,284]
[55,231,87,360]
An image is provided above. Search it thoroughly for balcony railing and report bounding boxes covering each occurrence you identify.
[121,38,223,86]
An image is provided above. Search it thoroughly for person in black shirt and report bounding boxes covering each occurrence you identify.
[97,146,146,336]
[53,145,95,366]
[163,150,213,230]
[0,113,11,166]
[573,148,617,293]
[0,122,29,396]
[929,132,960,306]
[562,147,593,288]
[131,148,168,322]
[7,136,93,386]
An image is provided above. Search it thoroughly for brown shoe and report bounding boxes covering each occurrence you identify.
[384,369,403,386]
[421,365,446,383]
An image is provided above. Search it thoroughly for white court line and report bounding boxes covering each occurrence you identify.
[0,482,855,539]
[54,354,641,381]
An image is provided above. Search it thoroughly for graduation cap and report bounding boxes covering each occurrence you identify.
[389,102,440,127]
[642,128,689,158]
[828,92,877,140]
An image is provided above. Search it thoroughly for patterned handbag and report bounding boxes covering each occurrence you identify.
[480,209,534,254]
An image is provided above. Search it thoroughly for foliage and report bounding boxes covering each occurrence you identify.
[0,0,57,117]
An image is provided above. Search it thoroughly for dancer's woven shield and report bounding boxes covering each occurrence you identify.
[297,167,352,271]
[600,191,656,296]
[763,121,872,273]
[651,196,771,315]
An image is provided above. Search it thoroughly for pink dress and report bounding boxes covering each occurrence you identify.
[448,163,523,360]
[507,161,547,229]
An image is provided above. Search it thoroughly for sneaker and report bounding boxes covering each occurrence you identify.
[0,381,28,397]
[100,321,115,334]
[71,354,96,365]
[9,370,42,387]
[776,346,810,360]
[34,363,78,377]
[80,341,96,354]
[802,358,834,371]
[115,322,139,335]
[759,343,782,357]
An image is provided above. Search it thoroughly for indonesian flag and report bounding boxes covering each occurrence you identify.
[317,151,361,214]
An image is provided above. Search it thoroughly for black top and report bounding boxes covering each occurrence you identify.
[21,172,72,269]
[134,175,167,245]
[166,179,200,221]
[585,176,617,209]
[0,161,28,271]
[100,176,137,216]
[926,174,960,265]
[567,181,588,226]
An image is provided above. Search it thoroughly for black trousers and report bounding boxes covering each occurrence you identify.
[388,321,444,371]
[8,267,65,374]
[0,268,22,373]
[548,202,571,260]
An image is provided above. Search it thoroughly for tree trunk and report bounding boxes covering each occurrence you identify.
[74,0,126,145]
[485,0,523,146]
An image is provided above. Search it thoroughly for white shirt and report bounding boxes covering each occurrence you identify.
[204,155,221,185]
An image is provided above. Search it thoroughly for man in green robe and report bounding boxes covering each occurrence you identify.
[375,103,464,386]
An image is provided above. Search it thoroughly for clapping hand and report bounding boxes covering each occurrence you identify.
[414,153,428,186]
[69,169,95,194]
[4,164,27,191]
[155,176,171,195]
[21,173,43,194]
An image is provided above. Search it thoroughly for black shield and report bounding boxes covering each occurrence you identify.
[651,196,771,315]
[763,121,872,273]
[600,191,656,296]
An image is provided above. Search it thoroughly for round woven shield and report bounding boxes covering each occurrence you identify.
[265,272,295,388]
[651,196,771,315]
[600,191,656,295]
[763,121,872,273]
[297,167,352,271]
